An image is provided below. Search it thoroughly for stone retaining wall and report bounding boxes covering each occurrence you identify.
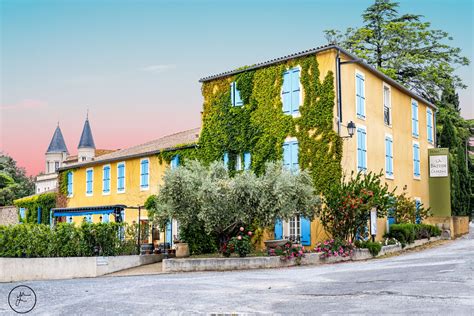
[163,237,441,273]
[0,206,18,226]
[0,254,163,283]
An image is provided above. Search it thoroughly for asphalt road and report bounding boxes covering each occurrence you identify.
[1,226,473,315]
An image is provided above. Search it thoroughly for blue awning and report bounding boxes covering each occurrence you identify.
[52,205,126,217]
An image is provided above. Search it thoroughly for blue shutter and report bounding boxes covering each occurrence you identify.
[291,68,300,114]
[234,84,243,106]
[357,128,367,171]
[385,137,393,177]
[171,155,180,169]
[415,199,421,224]
[166,220,173,245]
[102,214,109,223]
[356,74,365,118]
[291,142,299,172]
[282,71,291,114]
[118,164,125,191]
[243,152,251,170]
[300,217,311,246]
[230,82,235,106]
[282,143,291,170]
[427,109,433,143]
[67,172,73,196]
[223,152,229,169]
[274,219,283,239]
[413,144,420,177]
[412,101,419,137]
[86,214,92,223]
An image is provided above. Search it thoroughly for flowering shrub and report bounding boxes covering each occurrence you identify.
[222,227,253,257]
[269,241,306,265]
[314,239,354,258]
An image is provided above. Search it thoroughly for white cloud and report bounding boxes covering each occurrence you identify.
[141,64,176,73]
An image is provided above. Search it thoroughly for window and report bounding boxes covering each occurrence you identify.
[171,155,180,169]
[230,82,243,106]
[427,108,434,143]
[84,215,92,223]
[356,72,366,119]
[66,216,73,223]
[243,152,251,170]
[86,168,93,195]
[223,152,229,170]
[235,154,242,171]
[283,140,299,173]
[140,159,149,189]
[385,135,394,178]
[412,100,419,137]
[19,208,26,220]
[103,165,111,194]
[101,214,109,223]
[413,142,420,178]
[67,172,73,196]
[55,161,60,171]
[117,162,125,193]
[357,126,367,172]
[383,85,391,125]
[282,67,301,115]
[289,216,301,242]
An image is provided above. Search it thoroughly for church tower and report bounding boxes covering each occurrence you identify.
[45,124,69,174]
[77,114,96,162]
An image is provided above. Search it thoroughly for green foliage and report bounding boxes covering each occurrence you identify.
[196,55,341,193]
[392,187,430,223]
[227,227,253,257]
[385,223,440,247]
[325,0,469,102]
[146,160,320,251]
[14,192,57,224]
[0,222,138,257]
[355,240,382,257]
[0,154,34,206]
[319,171,395,241]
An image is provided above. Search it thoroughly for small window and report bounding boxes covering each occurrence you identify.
[282,67,301,115]
[117,162,125,193]
[412,100,419,137]
[103,165,111,194]
[357,127,367,172]
[243,152,251,170]
[230,82,243,106]
[170,155,180,169]
[235,154,242,171]
[86,168,93,195]
[289,216,301,243]
[223,152,229,170]
[55,161,60,171]
[67,171,74,196]
[356,72,366,119]
[413,142,420,178]
[140,159,150,189]
[383,85,391,126]
[283,140,299,173]
[427,108,434,144]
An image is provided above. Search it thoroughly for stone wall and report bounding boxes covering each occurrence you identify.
[0,206,18,226]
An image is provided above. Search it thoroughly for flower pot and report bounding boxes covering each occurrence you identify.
[264,239,289,250]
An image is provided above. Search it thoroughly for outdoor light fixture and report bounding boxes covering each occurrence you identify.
[342,121,356,139]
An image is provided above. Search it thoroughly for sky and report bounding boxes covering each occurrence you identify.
[1,0,473,176]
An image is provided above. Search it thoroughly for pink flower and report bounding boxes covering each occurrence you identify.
[240,227,244,231]
[248,231,252,236]
[237,235,242,240]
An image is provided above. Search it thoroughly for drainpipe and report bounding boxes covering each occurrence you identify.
[336,49,343,135]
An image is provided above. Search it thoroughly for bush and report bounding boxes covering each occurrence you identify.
[355,240,382,257]
[0,223,138,258]
[222,227,253,257]
[386,223,441,247]
[269,241,306,265]
[314,238,354,258]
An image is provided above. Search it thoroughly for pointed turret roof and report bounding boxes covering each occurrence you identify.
[78,116,96,149]
[46,125,69,154]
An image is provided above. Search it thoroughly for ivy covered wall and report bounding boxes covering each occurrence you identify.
[166,54,342,195]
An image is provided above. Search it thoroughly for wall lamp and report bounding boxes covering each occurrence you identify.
[341,121,356,139]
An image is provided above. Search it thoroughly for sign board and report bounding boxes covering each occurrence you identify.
[370,209,377,236]
[429,155,449,177]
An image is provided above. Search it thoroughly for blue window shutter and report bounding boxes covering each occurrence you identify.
[282,71,291,114]
[171,155,179,169]
[235,85,243,106]
[427,109,433,143]
[102,214,109,223]
[291,141,299,172]
[166,220,173,244]
[230,82,235,106]
[291,68,300,114]
[300,217,311,246]
[274,219,283,239]
[412,101,419,137]
[282,143,291,170]
[223,152,229,169]
[357,128,366,171]
[385,137,393,176]
[362,129,367,170]
[413,144,420,177]
[243,152,251,170]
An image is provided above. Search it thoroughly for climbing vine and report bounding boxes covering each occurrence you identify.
[14,192,56,224]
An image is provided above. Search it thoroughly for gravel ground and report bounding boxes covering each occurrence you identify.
[1,225,473,315]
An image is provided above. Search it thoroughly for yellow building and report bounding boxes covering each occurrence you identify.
[198,44,436,245]
[55,128,200,245]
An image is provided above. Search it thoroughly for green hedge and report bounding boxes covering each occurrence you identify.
[385,223,441,247]
[355,240,382,257]
[0,223,138,258]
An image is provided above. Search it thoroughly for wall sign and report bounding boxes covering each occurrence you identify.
[429,155,448,177]
[370,208,377,236]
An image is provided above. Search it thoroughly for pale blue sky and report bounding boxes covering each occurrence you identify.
[1,0,473,175]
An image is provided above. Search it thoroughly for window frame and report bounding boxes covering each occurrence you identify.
[288,216,301,243]
[412,99,419,138]
[140,158,150,191]
[85,168,94,197]
[383,83,392,127]
[230,81,243,107]
[67,171,74,197]
[117,162,126,193]
[355,70,366,120]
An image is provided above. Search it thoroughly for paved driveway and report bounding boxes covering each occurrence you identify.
[1,226,473,315]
